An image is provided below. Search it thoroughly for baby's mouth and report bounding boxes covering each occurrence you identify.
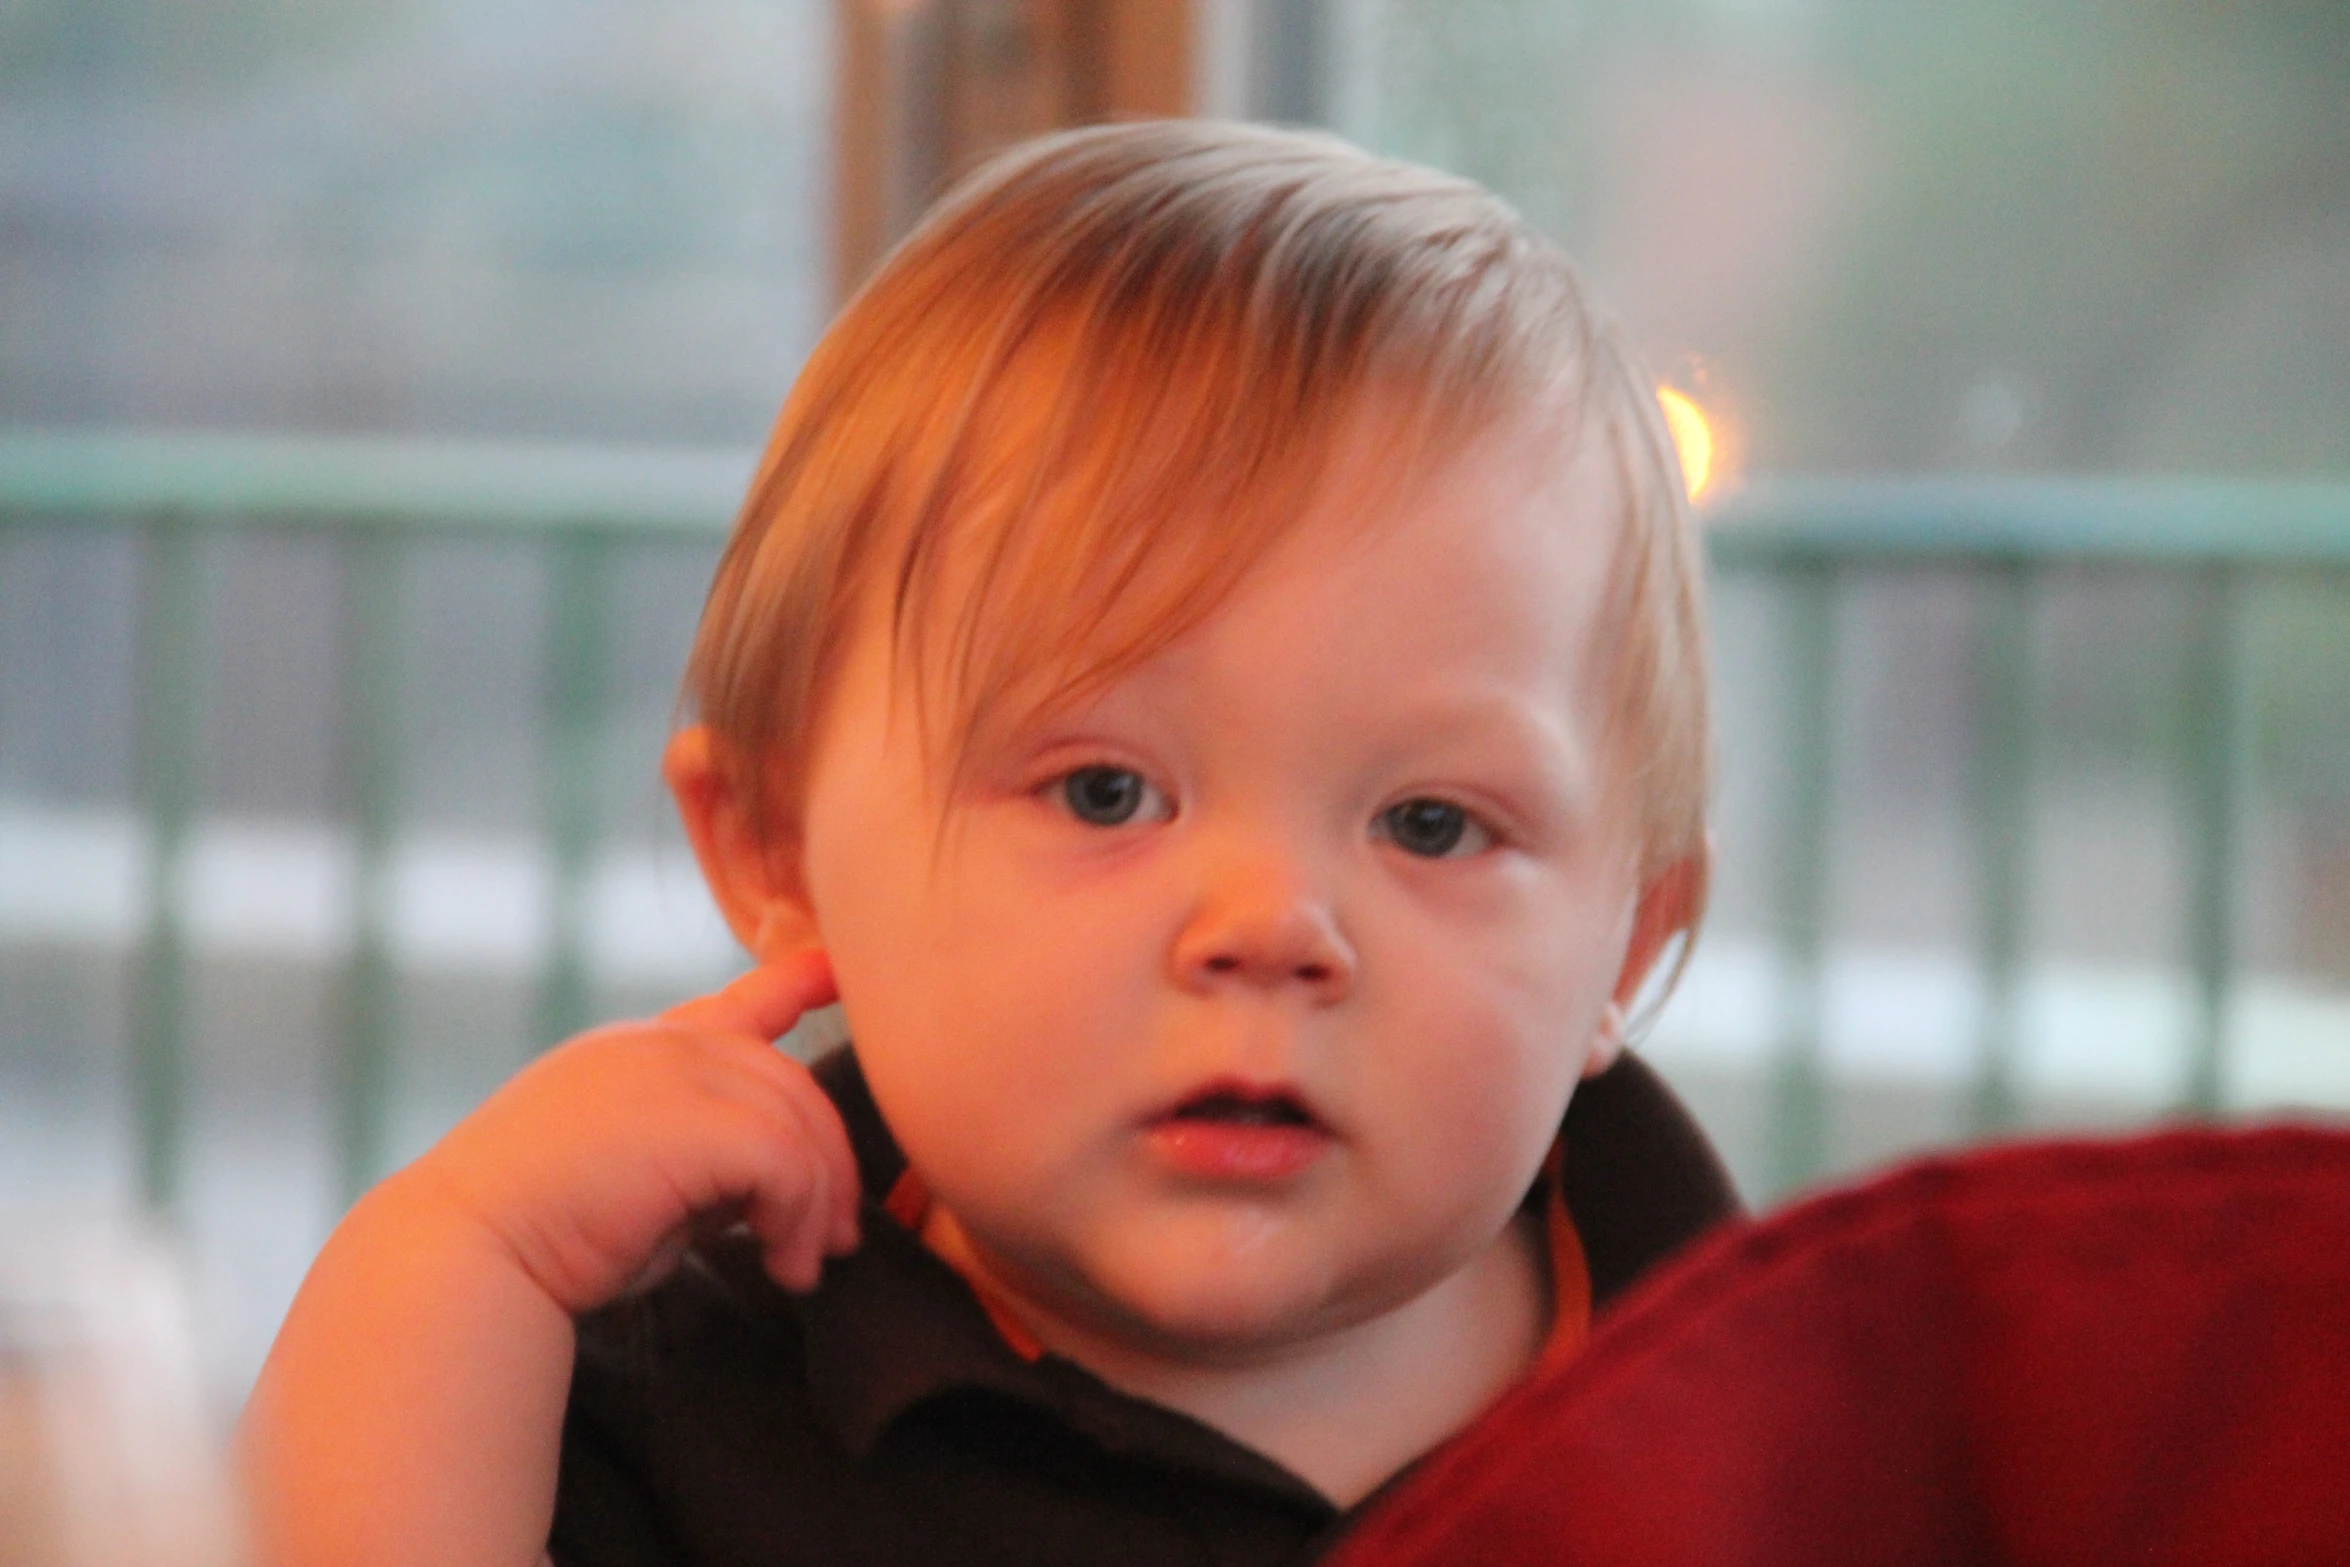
[1175,1090,1325,1127]
[1165,1089,1320,1129]
[1145,1081,1330,1182]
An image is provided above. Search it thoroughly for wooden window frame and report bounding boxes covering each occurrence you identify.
[832,0,1201,299]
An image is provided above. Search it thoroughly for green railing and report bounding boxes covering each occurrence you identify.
[1,432,748,1208]
[5,431,2348,1209]
[1711,477,2350,1190]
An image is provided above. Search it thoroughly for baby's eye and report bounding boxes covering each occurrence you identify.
[1059,765,1167,827]
[1377,798,1493,859]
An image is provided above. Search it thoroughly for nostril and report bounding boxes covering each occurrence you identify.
[1178,917,1352,993]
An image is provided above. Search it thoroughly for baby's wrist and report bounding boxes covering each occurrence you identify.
[353,1161,568,1311]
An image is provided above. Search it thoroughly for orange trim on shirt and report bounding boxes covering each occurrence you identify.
[884,1168,1048,1362]
[1537,1135,1593,1367]
[884,1146,1593,1370]
[882,1166,930,1230]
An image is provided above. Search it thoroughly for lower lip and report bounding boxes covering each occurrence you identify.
[1145,1120,1329,1183]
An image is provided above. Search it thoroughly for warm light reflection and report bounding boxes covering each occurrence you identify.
[1656,385,1715,503]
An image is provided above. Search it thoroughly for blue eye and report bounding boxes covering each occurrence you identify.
[1380,798,1489,858]
[1062,766,1152,826]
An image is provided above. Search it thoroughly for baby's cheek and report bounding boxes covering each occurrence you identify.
[855,939,1098,1141]
[1395,1006,1580,1206]
[1445,1074,1562,1205]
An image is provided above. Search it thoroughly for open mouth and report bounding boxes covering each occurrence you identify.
[1147,1082,1329,1181]
[1166,1089,1320,1129]
[1148,1083,1329,1181]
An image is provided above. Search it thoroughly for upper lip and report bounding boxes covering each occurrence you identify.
[1148,1076,1329,1132]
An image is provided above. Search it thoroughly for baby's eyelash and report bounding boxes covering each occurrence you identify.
[1375,797,1496,859]
[1054,764,1173,828]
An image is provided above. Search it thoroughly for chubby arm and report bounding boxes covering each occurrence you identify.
[237,955,858,1567]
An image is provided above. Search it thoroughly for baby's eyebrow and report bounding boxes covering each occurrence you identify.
[1387,691,1602,818]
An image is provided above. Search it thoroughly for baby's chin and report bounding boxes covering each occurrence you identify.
[1007,1224,1458,1374]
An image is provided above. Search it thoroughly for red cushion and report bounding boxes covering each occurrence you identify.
[1332,1126,2350,1567]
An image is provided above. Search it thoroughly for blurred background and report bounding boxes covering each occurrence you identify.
[3,0,2347,1414]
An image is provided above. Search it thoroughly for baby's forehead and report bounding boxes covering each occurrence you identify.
[910,402,1627,718]
[1180,397,1626,605]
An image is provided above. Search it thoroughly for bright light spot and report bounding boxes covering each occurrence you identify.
[1656,385,1715,503]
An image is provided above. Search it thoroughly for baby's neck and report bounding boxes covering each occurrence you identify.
[923,1207,1551,1507]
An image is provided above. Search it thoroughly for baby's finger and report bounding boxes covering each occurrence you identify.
[737,1134,840,1291]
[663,949,837,1042]
[772,1061,863,1255]
[689,1033,864,1257]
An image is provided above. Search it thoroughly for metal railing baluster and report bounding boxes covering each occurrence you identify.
[1969,562,2035,1135]
[134,512,201,1212]
[2181,564,2251,1116]
[1770,559,1837,1195]
[335,524,401,1203]
[6,437,2347,1220]
[538,531,609,1051]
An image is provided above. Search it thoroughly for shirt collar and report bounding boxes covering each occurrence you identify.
[794,1046,1013,1458]
[793,1048,1321,1508]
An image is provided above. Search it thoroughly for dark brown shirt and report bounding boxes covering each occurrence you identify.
[549,1047,1739,1567]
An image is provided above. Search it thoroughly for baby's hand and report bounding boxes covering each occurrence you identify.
[393,950,860,1315]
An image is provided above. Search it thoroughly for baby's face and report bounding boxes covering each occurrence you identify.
[795,412,1647,1365]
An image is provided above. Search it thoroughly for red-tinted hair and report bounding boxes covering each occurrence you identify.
[685,120,1709,891]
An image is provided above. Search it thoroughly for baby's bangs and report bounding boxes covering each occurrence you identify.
[879,128,1591,785]
[906,320,1347,787]
[684,121,1680,859]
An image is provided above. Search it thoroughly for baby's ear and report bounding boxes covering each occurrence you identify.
[1584,850,1706,1079]
[664,725,821,963]
[1609,847,1710,1005]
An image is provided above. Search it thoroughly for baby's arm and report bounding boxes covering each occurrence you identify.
[237,954,857,1567]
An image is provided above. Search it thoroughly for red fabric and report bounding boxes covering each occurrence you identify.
[1331,1125,2350,1567]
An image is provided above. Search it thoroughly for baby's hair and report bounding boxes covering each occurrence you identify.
[686,119,1709,900]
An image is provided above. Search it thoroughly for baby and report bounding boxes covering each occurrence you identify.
[240,120,1738,1567]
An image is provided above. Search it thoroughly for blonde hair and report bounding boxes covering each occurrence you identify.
[685,119,1709,894]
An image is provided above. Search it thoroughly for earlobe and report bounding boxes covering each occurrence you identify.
[1582,1000,1628,1079]
[663,725,823,963]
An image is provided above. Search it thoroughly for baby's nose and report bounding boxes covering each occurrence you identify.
[1170,873,1355,1002]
